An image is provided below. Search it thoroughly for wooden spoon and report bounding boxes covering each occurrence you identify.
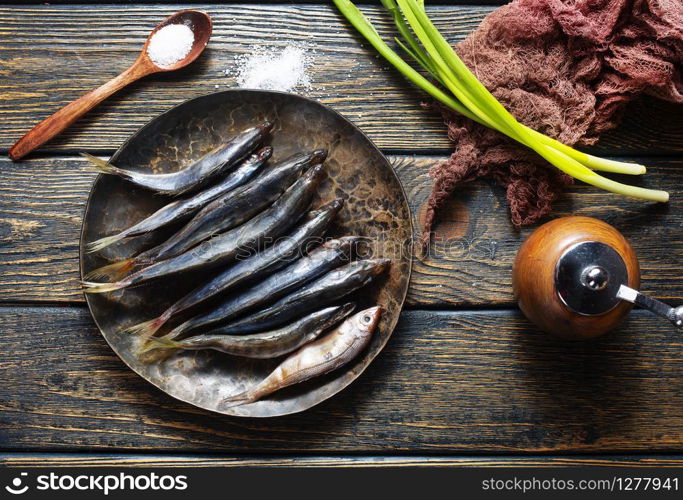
[9,10,212,161]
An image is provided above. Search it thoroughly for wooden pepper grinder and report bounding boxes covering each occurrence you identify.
[513,216,682,340]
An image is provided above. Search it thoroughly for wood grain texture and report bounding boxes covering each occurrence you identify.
[2,305,683,452]
[1,0,682,460]
[3,454,683,468]
[1,4,681,155]
[0,155,680,307]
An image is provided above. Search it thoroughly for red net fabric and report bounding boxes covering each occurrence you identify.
[422,0,682,245]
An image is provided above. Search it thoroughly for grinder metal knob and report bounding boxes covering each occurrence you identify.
[581,266,609,291]
[555,241,629,317]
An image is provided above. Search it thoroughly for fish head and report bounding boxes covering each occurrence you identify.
[255,146,274,161]
[323,197,344,214]
[353,306,382,337]
[343,258,391,287]
[258,121,275,134]
[322,235,361,261]
[304,163,326,185]
[333,302,357,325]
[311,198,344,220]
[310,149,328,164]
[281,150,318,173]
[317,302,357,333]
[339,301,357,318]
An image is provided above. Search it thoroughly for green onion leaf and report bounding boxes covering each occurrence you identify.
[334,0,666,200]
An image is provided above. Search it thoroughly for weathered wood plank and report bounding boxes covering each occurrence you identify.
[3,453,683,468]
[0,155,680,306]
[1,306,683,452]
[1,4,681,154]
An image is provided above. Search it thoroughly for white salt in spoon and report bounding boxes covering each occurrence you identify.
[10,10,212,161]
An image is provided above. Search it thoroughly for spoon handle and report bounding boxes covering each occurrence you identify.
[9,62,152,161]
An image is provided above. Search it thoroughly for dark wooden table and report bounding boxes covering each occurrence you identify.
[1,1,682,468]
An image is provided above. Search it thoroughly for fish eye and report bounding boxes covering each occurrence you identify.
[362,314,372,324]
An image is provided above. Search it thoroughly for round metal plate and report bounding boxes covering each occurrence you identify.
[80,90,413,417]
[555,241,627,316]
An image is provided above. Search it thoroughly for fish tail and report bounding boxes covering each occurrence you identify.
[220,380,276,408]
[84,258,135,281]
[80,153,131,179]
[220,389,258,409]
[124,317,165,337]
[137,336,182,355]
[161,321,190,341]
[81,280,126,294]
[86,233,126,253]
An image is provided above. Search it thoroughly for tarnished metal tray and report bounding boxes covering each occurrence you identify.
[80,90,412,417]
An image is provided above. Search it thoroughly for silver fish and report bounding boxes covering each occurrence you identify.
[139,303,356,359]
[85,146,272,254]
[82,122,272,194]
[220,306,382,408]
[210,258,389,335]
[81,164,324,294]
[164,236,361,339]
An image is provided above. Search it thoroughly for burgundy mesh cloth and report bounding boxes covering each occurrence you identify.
[422,0,682,245]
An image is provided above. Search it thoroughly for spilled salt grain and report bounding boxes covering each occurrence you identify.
[231,45,314,92]
[147,24,194,68]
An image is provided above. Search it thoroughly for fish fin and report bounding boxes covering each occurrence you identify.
[137,336,181,355]
[220,390,258,409]
[124,317,164,337]
[86,233,126,253]
[161,321,189,341]
[81,280,125,294]
[81,153,131,179]
[84,258,135,281]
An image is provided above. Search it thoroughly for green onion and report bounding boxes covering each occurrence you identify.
[333,0,668,202]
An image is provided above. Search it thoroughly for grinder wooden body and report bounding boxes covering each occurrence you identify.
[512,216,640,340]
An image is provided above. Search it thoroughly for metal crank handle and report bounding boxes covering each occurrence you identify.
[617,285,683,329]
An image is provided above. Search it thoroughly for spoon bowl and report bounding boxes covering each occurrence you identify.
[9,10,212,161]
[140,10,213,72]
